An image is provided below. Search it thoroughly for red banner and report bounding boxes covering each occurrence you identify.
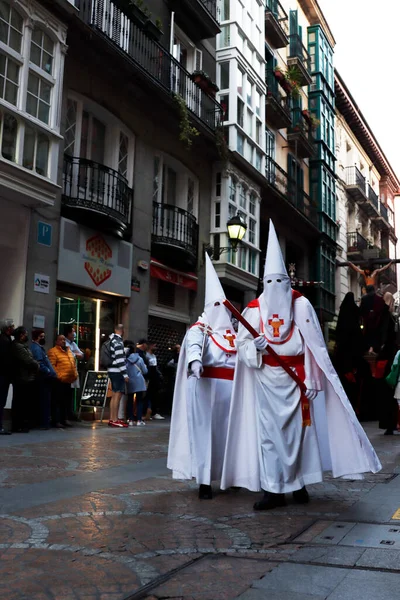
[150,259,198,291]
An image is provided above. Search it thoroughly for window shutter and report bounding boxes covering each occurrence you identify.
[195,48,203,71]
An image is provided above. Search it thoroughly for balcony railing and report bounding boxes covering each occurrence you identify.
[288,33,312,84]
[367,184,379,211]
[287,108,314,158]
[265,0,289,48]
[347,231,368,253]
[265,69,292,128]
[152,202,199,267]
[62,155,132,235]
[265,156,317,225]
[380,202,389,222]
[200,0,218,20]
[346,166,366,189]
[78,0,222,131]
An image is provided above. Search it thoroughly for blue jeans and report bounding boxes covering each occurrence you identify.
[127,392,144,422]
[109,372,126,393]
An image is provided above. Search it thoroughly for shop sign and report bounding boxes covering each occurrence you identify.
[150,259,198,291]
[34,273,50,294]
[83,235,114,287]
[131,277,141,292]
[33,314,45,328]
[37,221,52,247]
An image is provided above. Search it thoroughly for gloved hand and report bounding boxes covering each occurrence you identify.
[254,335,268,351]
[305,389,318,401]
[190,360,203,379]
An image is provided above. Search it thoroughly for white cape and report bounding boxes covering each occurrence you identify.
[221,295,382,492]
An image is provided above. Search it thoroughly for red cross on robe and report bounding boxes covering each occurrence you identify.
[223,330,236,348]
[268,314,285,338]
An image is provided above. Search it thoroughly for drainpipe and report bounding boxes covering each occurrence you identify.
[170,11,175,54]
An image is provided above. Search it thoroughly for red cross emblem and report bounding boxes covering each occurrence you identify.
[223,329,236,348]
[268,314,285,338]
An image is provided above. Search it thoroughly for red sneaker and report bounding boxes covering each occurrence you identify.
[108,420,125,428]
[117,419,129,428]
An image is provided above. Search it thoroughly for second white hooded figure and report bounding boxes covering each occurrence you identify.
[221,220,381,510]
[167,253,237,499]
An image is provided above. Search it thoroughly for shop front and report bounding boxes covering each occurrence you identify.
[57,218,133,394]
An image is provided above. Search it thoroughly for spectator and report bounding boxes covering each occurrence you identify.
[11,326,38,433]
[108,324,129,428]
[48,334,78,429]
[136,338,150,420]
[31,330,56,430]
[0,318,14,435]
[64,325,84,419]
[125,340,148,426]
[146,342,165,420]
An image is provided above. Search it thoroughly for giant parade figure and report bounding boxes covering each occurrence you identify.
[221,220,382,510]
[167,253,237,499]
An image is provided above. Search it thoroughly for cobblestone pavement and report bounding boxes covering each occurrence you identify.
[0,421,398,600]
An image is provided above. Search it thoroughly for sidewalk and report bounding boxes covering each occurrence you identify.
[0,421,399,600]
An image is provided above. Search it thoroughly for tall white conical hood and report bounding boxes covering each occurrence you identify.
[202,253,236,351]
[260,220,293,341]
[205,252,225,306]
[264,220,288,279]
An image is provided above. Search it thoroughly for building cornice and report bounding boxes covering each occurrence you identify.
[335,70,400,193]
[297,0,336,48]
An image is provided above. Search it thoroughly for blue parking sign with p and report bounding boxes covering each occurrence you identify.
[37,222,52,247]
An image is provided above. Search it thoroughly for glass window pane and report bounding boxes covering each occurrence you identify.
[40,80,51,103]
[0,53,5,75]
[30,44,41,68]
[7,58,18,83]
[0,2,9,24]
[36,133,49,176]
[38,100,49,124]
[220,61,229,89]
[42,51,52,74]
[43,33,53,54]
[5,80,17,104]
[26,93,38,117]
[28,73,39,95]
[0,21,7,45]
[9,27,21,52]
[31,28,42,45]
[1,113,17,161]
[23,125,35,170]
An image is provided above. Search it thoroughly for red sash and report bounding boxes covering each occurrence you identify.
[201,367,235,381]
[262,353,311,427]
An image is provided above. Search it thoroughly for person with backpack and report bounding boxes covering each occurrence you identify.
[125,340,148,426]
[101,324,129,428]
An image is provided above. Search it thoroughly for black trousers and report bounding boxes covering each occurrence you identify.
[12,381,33,431]
[0,374,10,429]
[52,380,72,425]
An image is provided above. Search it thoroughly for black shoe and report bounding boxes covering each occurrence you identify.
[199,484,213,500]
[0,428,11,435]
[293,486,310,504]
[253,492,286,511]
[384,429,394,436]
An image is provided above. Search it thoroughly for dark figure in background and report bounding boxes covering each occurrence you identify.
[334,293,370,417]
[30,330,56,430]
[360,285,387,353]
[146,342,165,420]
[377,293,399,435]
[165,344,181,414]
[136,339,150,420]
[0,319,14,434]
[11,327,39,433]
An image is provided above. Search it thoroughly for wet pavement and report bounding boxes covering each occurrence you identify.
[0,421,399,600]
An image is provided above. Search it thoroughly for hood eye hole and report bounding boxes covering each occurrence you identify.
[267,279,272,284]
[276,279,282,283]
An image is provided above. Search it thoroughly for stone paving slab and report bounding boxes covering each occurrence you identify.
[290,545,365,567]
[250,563,349,596]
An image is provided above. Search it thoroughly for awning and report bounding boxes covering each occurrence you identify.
[150,259,198,291]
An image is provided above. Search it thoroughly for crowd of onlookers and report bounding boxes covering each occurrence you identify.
[0,319,178,435]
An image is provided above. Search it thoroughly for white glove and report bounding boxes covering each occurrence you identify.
[190,360,203,379]
[254,335,268,351]
[305,389,318,401]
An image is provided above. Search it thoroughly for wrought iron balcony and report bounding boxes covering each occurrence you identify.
[345,166,367,204]
[373,200,391,231]
[364,183,380,218]
[169,0,220,39]
[265,0,289,48]
[380,263,397,290]
[62,155,133,238]
[347,231,368,257]
[78,0,222,132]
[287,108,315,158]
[265,156,317,226]
[288,34,312,85]
[152,202,199,270]
[265,70,292,129]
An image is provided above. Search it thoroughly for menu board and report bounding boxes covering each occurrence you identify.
[80,371,109,407]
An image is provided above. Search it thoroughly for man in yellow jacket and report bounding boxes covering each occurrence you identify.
[48,334,78,428]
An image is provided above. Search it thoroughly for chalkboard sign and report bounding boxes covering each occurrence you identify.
[78,371,109,422]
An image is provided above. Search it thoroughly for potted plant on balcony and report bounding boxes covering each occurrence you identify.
[174,93,200,149]
[207,80,220,98]
[145,17,163,41]
[129,0,150,27]
[191,70,211,91]
[273,65,285,82]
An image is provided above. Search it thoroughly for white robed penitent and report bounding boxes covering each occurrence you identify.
[221,221,381,493]
[167,254,237,485]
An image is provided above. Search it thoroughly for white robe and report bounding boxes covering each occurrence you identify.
[167,322,236,485]
[221,295,382,493]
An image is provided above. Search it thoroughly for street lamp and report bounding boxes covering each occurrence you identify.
[204,213,247,260]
